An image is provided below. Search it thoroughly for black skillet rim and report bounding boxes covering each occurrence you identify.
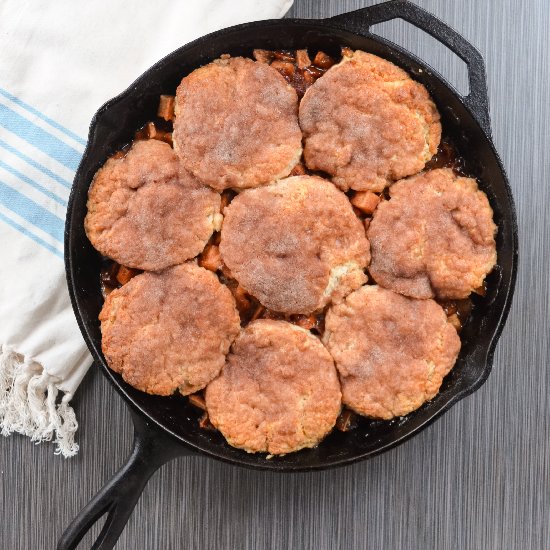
[65,17,518,472]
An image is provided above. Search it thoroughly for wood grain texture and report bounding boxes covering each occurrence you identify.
[1,1,548,548]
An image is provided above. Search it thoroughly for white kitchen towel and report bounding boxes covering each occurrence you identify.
[0,0,293,457]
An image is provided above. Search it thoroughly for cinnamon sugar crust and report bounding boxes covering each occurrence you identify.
[173,56,302,191]
[205,320,342,454]
[368,168,497,299]
[100,263,240,396]
[85,140,221,271]
[299,50,441,192]
[219,175,370,314]
[323,285,461,419]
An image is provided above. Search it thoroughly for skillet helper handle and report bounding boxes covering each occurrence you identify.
[57,411,188,550]
[329,0,492,136]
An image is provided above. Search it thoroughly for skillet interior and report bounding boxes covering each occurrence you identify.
[65,19,517,471]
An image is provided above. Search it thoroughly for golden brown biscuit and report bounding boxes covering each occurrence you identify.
[219,175,370,314]
[324,285,461,419]
[205,320,342,454]
[173,56,302,191]
[368,168,497,299]
[100,263,240,396]
[299,50,441,192]
[85,140,221,271]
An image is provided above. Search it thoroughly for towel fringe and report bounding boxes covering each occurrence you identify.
[0,345,79,457]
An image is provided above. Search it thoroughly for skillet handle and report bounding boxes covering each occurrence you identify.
[329,0,492,136]
[57,410,191,550]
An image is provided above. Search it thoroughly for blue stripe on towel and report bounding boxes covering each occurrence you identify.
[0,88,86,146]
[0,160,67,207]
[0,180,64,243]
[0,211,62,258]
[0,104,81,171]
[0,139,73,189]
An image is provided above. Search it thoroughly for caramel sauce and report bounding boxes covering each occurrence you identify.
[267,48,339,98]
[99,260,141,298]
[424,138,469,176]
[99,260,120,297]
[336,408,358,432]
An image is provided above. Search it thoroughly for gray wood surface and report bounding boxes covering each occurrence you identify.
[1,1,548,548]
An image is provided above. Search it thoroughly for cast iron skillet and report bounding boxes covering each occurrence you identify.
[58,1,518,548]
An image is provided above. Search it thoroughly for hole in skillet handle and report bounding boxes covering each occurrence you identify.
[328,0,492,137]
[56,410,191,550]
[369,20,470,96]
